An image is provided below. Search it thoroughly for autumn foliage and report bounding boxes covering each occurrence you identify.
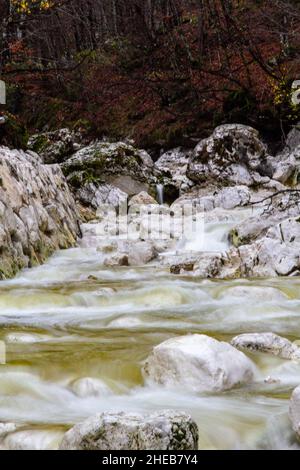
[1,0,300,149]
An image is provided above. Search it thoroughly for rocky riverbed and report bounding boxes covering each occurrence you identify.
[1,123,300,449]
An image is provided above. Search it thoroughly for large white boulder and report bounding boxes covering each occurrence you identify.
[273,124,300,184]
[60,411,198,450]
[143,334,256,392]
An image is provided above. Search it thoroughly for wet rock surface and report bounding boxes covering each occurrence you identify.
[143,334,256,393]
[60,411,199,450]
[231,333,300,360]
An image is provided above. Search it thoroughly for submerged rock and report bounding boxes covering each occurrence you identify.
[60,410,198,450]
[0,146,80,279]
[289,385,300,439]
[218,285,287,302]
[70,377,112,398]
[1,429,64,450]
[143,334,256,393]
[231,333,300,361]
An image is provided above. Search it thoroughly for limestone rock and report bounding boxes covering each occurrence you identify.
[143,334,256,393]
[76,182,128,210]
[284,124,300,153]
[62,141,154,196]
[155,148,193,191]
[272,124,300,184]
[127,241,157,266]
[129,191,158,206]
[60,411,199,450]
[102,240,158,267]
[231,333,300,360]
[0,146,80,279]
[187,124,272,186]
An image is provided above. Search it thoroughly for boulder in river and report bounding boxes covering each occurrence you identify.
[102,240,158,267]
[143,334,256,393]
[70,377,112,398]
[231,333,300,361]
[59,410,198,450]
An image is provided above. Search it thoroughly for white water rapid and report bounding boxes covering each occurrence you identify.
[0,208,299,450]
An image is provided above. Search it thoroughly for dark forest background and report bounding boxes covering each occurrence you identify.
[1,0,300,150]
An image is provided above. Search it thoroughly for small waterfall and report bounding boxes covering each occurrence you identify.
[156,184,164,205]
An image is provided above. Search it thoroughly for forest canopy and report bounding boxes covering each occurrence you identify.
[1,0,300,148]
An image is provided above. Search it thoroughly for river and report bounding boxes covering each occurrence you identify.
[0,209,300,450]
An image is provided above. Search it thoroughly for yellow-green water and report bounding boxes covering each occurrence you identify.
[0,225,300,449]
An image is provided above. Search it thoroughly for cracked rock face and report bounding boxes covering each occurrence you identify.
[59,411,199,450]
[187,124,273,186]
[0,146,80,279]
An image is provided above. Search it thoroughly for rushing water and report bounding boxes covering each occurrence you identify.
[0,209,300,450]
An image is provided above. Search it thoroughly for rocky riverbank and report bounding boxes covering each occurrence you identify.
[0,147,80,279]
[27,123,300,279]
